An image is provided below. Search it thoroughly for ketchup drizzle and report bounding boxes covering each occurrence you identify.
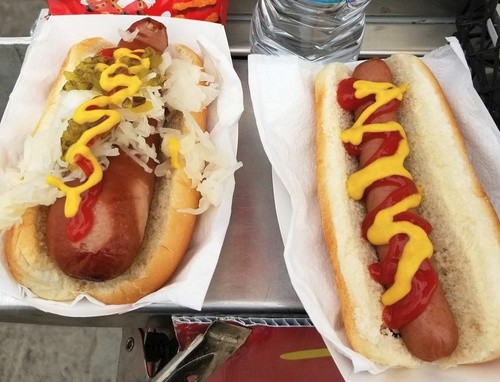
[338,78,438,329]
[61,46,156,243]
[64,155,102,242]
[64,86,127,242]
[99,48,118,62]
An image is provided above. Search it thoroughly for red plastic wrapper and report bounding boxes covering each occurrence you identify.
[174,319,343,381]
[46,0,229,24]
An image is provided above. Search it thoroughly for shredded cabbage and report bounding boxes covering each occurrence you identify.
[156,46,243,215]
[162,51,219,114]
[118,28,139,42]
[160,112,242,215]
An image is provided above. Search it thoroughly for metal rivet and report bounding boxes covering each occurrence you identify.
[125,337,135,352]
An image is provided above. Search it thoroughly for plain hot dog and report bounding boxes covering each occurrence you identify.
[315,54,500,367]
[0,18,233,305]
[349,58,458,361]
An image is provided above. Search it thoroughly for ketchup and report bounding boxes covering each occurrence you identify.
[369,235,438,329]
[64,90,127,242]
[65,155,102,242]
[337,77,401,124]
[52,42,156,243]
[343,131,401,161]
[99,48,118,62]
[337,78,438,329]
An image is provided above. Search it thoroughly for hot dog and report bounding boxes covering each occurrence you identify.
[350,58,458,362]
[0,18,227,304]
[315,54,500,367]
[46,19,167,282]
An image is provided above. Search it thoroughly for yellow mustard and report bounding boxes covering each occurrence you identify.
[168,138,181,169]
[47,48,152,218]
[341,80,433,306]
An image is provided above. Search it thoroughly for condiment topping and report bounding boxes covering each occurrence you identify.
[64,155,102,242]
[338,77,438,328]
[168,138,181,169]
[47,48,153,219]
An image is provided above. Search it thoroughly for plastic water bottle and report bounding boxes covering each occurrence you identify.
[250,0,371,63]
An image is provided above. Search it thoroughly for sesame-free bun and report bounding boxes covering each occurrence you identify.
[315,54,500,367]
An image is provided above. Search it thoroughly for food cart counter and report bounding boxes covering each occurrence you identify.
[2,1,484,380]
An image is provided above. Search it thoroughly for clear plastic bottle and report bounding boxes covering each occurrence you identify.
[250,0,371,63]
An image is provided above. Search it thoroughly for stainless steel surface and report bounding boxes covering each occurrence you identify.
[366,0,466,17]
[359,22,457,58]
[202,59,301,315]
[0,45,27,116]
[228,0,466,18]
[0,0,465,325]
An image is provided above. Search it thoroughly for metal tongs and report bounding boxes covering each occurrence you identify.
[116,320,251,382]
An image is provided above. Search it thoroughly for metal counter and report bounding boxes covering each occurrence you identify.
[0,0,465,327]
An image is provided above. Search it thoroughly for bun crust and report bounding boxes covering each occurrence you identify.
[315,54,500,367]
[3,39,207,305]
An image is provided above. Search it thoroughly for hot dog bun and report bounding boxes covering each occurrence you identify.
[3,38,208,305]
[315,53,500,367]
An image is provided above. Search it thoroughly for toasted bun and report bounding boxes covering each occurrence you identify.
[3,39,207,304]
[315,53,500,367]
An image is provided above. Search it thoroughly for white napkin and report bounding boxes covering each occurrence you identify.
[422,37,500,209]
[248,37,500,380]
[0,15,243,317]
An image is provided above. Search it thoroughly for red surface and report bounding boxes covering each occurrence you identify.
[174,321,344,382]
[46,1,229,24]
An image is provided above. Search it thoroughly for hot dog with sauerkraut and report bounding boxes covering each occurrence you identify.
[1,18,237,305]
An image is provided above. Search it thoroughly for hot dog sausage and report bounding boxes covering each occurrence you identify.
[352,58,458,361]
[118,18,168,53]
[46,145,157,281]
[46,18,167,281]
